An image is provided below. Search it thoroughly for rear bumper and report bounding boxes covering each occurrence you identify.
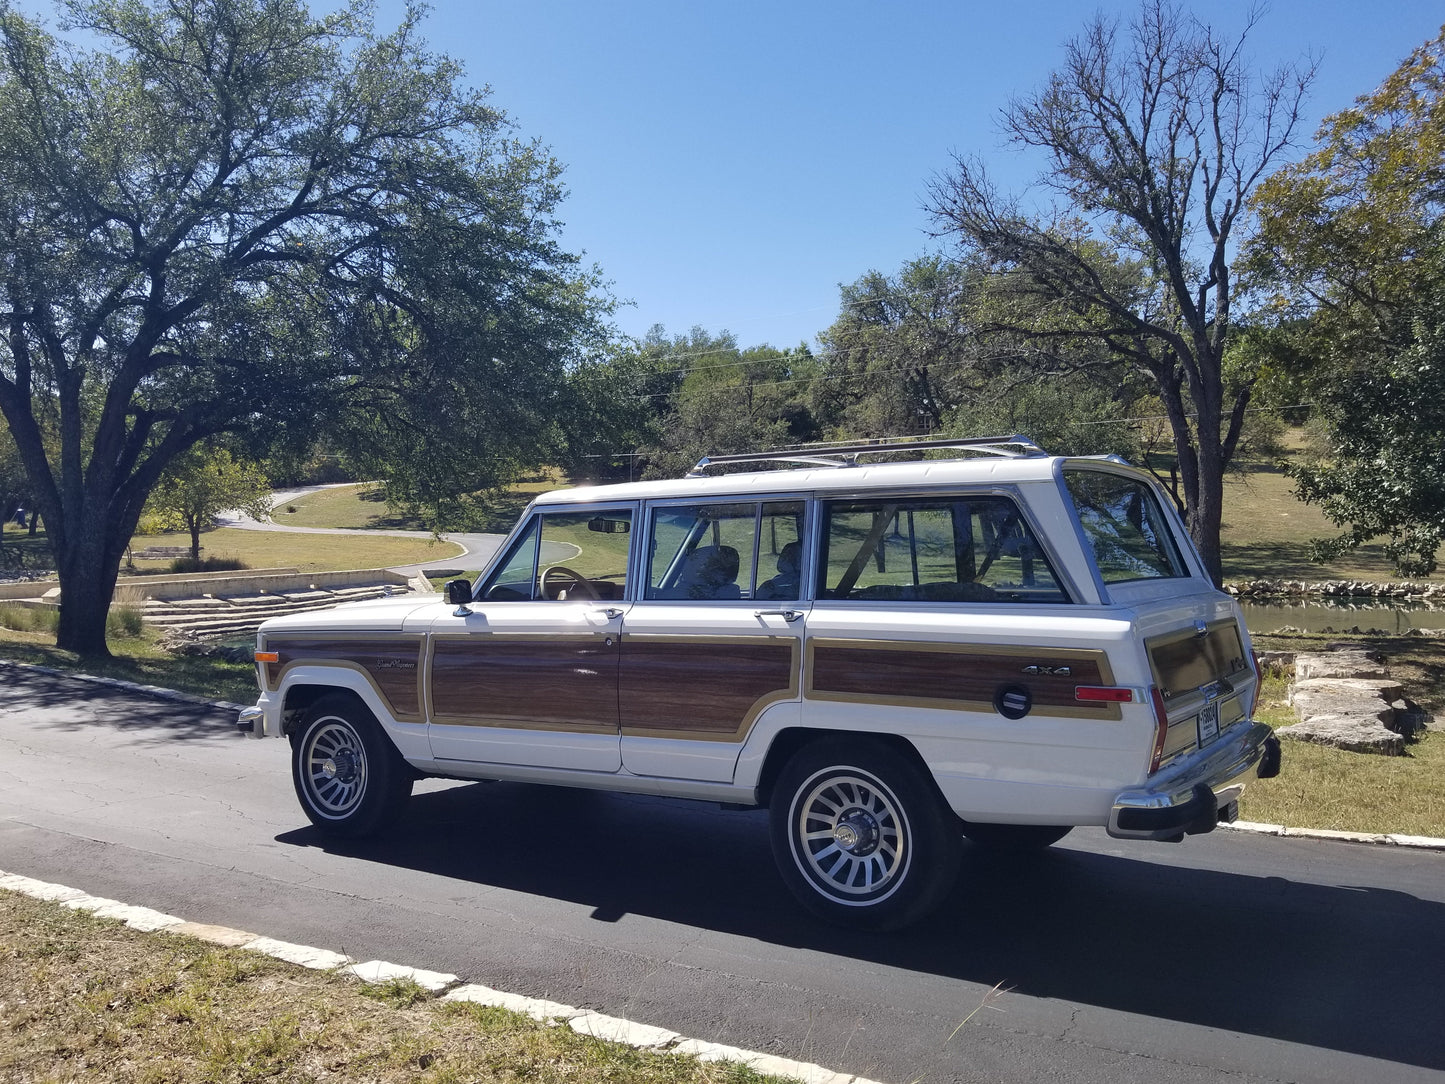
[1108,721,1281,841]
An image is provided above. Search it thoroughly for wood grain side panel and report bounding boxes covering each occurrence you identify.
[263,637,422,720]
[807,639,1119,719]
[430,637,619,733]
[620,636,797,740]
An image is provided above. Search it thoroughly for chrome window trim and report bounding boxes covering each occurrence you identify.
[637,494,811,604]
[810,484,1081,606]
[477,501,641,602]
[1057,463,1203,600]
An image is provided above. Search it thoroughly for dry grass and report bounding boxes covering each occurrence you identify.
[0,890,781,1084]
[1240,634,1445,837]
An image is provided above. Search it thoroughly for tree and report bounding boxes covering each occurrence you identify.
[0,0,607,654]
[1289,295,1445,576]
[144,444,271,561]
[633,328,819,479]
[927,0,1314,583]
[813,256,982,438]
[1247,27,1445,574]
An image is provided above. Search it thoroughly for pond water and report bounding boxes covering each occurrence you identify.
[1240,598,1445,635]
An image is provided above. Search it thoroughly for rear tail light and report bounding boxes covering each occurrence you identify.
[1247,650,1262,718]
[1075,685,1135,703]
[1148,685,1170,774]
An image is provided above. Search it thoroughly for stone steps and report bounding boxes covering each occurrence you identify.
[138,584,412,638]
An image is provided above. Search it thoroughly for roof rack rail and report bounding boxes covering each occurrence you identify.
[686,434,1047,476]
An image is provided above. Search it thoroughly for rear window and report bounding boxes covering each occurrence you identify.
[818,496,1068,604]
[1064,470,1187,583]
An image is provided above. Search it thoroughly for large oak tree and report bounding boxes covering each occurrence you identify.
[927,0,1313,583]
[0,0,607,653]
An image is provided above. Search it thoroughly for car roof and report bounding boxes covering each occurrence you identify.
[532,455,1140,506]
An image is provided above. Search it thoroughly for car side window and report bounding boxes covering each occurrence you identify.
[647,501,804,601]
[1063,470,1187,583]
[818,496,1068,604]
[479,509,633,601]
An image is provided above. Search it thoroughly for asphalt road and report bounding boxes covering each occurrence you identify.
[3,667,1443,1084]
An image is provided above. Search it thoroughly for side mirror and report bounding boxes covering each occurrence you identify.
[444,579,472,604]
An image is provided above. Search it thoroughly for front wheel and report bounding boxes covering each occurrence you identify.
[769,737,961,931]
[290,694,412,837]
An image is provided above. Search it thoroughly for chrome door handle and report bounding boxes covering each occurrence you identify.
[754,609,803,621]
[599,607,624,619]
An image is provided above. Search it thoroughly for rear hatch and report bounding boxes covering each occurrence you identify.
[1140,606,1254,768]
[1060,464,1256,771]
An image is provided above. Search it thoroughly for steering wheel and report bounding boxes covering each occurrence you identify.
[542,564,600,600]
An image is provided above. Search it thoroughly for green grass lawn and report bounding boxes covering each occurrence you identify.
[278,473,566,534]
[1218,459,1410,581]
[124,527,459,573]
[271,483,429,530]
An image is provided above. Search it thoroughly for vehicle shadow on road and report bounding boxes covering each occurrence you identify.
[276,780,1445,1072]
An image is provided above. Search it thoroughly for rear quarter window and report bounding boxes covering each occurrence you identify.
[1064,470,1188,583]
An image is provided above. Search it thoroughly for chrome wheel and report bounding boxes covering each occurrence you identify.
[300,718,369,818]
[770,737,962,929]
[289,694,411,837]
[789,767,910,905]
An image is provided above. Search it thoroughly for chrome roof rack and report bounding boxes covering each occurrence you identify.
[686,434,1048,477]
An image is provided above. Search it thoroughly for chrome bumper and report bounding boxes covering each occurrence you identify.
[236,705,266,739]
[1108,721,1280,841]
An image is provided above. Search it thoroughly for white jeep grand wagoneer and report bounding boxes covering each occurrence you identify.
[239,436,1280,929]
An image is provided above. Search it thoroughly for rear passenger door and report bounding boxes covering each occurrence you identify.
[618,499,808,782]
[801,493,1132,819]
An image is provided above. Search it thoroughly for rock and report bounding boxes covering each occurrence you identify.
[1293,651,1389,681]
[1276,717,1406,755]
[1289,676,1406,703]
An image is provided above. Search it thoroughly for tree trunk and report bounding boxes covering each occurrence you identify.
[1190,431,1227,588]
[189,515,202,561]
[54,527,123,657]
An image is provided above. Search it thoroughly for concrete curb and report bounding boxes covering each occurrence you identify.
[0,868,887,1084]
[1219,820,1445,850]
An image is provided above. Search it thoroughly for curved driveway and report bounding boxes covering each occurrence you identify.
[216,484,507,577]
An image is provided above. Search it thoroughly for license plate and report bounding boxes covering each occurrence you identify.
[1197,700,1221,747]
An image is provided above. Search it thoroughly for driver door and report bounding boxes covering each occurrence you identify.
[425,505,635,772]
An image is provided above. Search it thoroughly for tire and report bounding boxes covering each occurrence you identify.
[290,694,412,838]
[961,822,1072,850]
[769,737,962,931]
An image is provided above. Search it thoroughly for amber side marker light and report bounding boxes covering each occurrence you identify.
[254,651,279,664]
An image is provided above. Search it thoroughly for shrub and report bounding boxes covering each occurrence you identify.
[106,605,145,638]
[0,604,59,634]
[167,556,249,574]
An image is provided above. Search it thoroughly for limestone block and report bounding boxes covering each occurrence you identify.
[1276,716,1406,755]
[1293,652,1389,681]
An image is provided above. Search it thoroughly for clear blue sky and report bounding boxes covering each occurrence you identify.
[372,1,1438,352]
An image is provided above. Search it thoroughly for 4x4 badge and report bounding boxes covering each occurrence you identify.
[1022,664,1071,677]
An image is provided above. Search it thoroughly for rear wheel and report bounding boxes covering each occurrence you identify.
[961,822,1072,850]
[290,694,412,837]
[769,737,961,931]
